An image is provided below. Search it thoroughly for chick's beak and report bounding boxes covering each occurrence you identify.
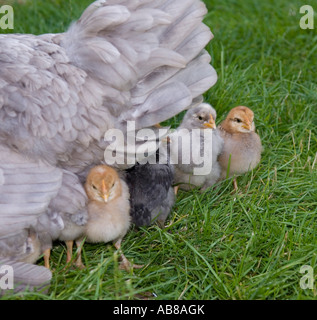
[101,180,109,202]
[102,193,109,203]
[242,121,252,131]
[203,115,216,129]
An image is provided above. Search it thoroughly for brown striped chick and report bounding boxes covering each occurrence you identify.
[81,165,142,271]
[218,106,262,190]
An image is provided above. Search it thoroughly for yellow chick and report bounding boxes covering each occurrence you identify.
[218,106,262,190]
[83,165,142,271]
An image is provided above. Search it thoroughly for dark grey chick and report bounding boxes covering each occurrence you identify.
[125,142,175,228]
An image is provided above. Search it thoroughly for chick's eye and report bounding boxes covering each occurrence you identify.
[198,116,203,121]
[92,184,97,190]
[234,118,242,123]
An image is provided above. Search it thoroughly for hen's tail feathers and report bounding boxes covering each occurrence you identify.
[0,259,51,296]
[63,0,217,129]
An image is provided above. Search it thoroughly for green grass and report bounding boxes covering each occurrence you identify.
[1,0,317,300]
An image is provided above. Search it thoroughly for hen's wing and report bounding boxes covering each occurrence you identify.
[63,0,217,130]
[0,259,51,295]
[0,144,64,267]
[0,145,62,240]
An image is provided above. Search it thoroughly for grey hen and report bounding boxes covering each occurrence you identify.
[0,0,217,292]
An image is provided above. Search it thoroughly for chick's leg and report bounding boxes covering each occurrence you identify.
[74,238,86,269]
[43,248,51,269]
[65,240,73,264]
[157,219,166,229]
[113,238,143,272]
[233,177,238,191]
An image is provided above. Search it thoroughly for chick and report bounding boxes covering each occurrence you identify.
[125,143,175,228]
[170,103,224,192]
[36,210,64,269]
[36,170,88,270]
[83,165,141,271]
[37,210,86,270]
[0,228,41,265]
[217,106,262,190]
